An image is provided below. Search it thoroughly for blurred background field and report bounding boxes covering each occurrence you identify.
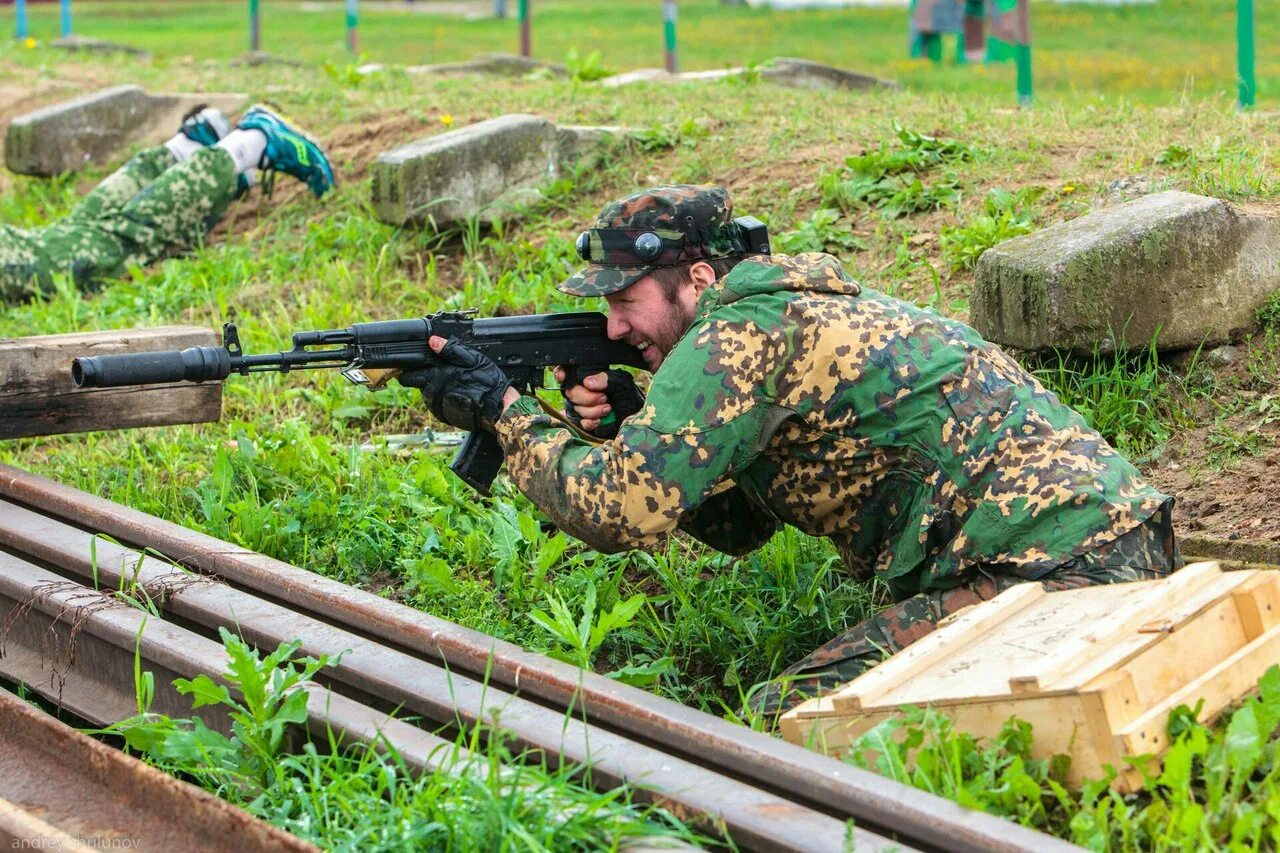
[0,0,1275,104]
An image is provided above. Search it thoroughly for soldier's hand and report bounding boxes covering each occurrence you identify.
[399,337,513,434]
[554,367,645,439]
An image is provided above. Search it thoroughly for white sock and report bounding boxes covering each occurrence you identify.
[216,129,268,175]
[164,132,204,162]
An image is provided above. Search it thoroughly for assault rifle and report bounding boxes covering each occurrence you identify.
[71,312,647,495]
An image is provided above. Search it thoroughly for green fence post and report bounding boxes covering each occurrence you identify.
[663,0,677,73]
[249,0,261,52]
[519,0,530,57]
[1015,0,1032,106]
[59,0,71,38]
[346,0,358,54]
[1238,0,1256,109]
[15,0,28,39]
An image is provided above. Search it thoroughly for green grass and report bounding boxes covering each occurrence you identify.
[1031,342,1181,463]
[4,0,1278,104]
[108,628,706,850]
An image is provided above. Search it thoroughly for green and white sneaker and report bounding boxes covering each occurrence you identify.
[178,104,232,147]
[237,104,335,198]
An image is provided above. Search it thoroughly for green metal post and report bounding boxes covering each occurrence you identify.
[663,0,677,73]
[1015,0,1032,106]
[1238,0,1256,109]
[249,0,260,52]
[519,0,530,57]
[346,0,358,54]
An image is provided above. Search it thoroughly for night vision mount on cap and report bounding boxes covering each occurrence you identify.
[733,216,770,256]
[574,216,771,266]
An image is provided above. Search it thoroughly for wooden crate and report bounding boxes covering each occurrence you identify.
[780,562,1280,791]
[0,326,222,440]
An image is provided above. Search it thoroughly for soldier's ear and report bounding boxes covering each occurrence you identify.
[689,260,718,294]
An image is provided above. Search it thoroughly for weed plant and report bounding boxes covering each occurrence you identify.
[108,629,704,850]
[940,187,1043,272]
[818,124,973,220]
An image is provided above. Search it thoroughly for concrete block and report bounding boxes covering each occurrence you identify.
[759,58,897,91]
[371,114,562,227]
[51,35,150,58]
[599,68,674,88]
[406,53,566,78]
[600,58,896,90]
[971,191,1280,353]
[555,125,624,161]
[5,86,249,177]
[230,51,305,67]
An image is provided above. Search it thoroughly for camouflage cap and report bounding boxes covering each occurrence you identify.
[558,184,744,297]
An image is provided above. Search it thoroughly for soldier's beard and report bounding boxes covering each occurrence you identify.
[642,302,696,370]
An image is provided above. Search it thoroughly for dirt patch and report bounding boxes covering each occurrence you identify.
[719,142,840,202]
[1139,333,1280,550]
[324,110,443,182]
[1149,445,1280,544]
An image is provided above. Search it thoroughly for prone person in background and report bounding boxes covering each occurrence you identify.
[0,104,335,305]
[405,183,1183,718]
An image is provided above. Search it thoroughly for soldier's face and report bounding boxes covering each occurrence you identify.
[605,274,698,371]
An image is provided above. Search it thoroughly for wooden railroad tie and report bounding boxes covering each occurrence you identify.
[0,326,222,441]
[781,561,1280,792]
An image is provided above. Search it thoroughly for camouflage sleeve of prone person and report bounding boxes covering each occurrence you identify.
[677,487,780,555]
[493,306,789,553]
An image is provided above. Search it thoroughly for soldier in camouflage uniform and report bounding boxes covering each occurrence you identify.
[0,104,334,305]
[407,184,1183,716]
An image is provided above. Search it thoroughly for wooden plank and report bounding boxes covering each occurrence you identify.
[858,582,1138,707]
[1008,561,1224,694]
[1232,572,1280,639]
[1080,672,1143,791]
[1137,569,1253,634]
[1119,621,1280,757]
[0,326,221,440]
[829,582,1045,712]
[1124,596,1248,708]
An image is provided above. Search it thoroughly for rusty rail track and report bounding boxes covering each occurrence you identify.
[0,463,1077,853]
[0,685,314,852]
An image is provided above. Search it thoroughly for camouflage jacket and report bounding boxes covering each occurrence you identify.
[494,253,1170,597]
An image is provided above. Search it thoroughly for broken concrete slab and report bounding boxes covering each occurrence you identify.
[599,68,674,88]
[50,35,150,58]
[406,53,567,78]
[5,85,249,177]
[601,57,896,90]
[971,191,1280,353]
[370,114,620,227]
[556,124,625,161]
[230,51,305,68]
[759,57,897,90]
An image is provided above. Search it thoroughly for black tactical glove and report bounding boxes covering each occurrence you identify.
[564,368,646,440]
[398,339,513,434]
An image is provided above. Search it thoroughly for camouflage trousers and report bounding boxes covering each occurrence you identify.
[0,145,241,304]
[751,501,1183,716]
